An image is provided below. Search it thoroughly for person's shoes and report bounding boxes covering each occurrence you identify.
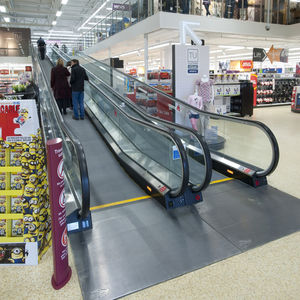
[72,116,79,120]
[80,116,84,120]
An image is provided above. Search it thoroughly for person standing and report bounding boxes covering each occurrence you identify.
[66,61,72,109]
[37,37,46,60]
[70,59,89,120]
[203,0,211,16]
[50,58,70,115]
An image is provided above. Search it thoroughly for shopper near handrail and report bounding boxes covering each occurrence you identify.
[50,58,70,115]
[37,37,46,60]
[70,59,89,120]
[66,61,72,109]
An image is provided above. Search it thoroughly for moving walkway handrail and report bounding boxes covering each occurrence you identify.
[31,46,91,219]
[49,48,190,198]
[51,47,212,192]
[77,51,280,178]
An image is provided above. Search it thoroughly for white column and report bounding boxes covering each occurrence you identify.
[144,33,148,83]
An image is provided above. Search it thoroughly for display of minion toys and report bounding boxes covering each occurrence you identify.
[0,197,6,214]
[8,246,27,264]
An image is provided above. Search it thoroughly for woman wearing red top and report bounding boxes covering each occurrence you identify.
[50,58,70,114]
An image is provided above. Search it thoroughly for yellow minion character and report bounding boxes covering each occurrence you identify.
[11,197,22,213]
[39,207,48,223]
[29,148,36,160]
[24,214,39,236]
[22,143,29,152]
[8,247,27,263]
[12,220,23,236]
[19,108,30,121]
[24,183,35,197]
[21,168,31,182]
[0,198,5,213]
[29,174,38,185]
[28,158,36,171]
[11,152,21,166]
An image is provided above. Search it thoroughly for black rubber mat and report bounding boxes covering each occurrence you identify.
[70,180,300,300]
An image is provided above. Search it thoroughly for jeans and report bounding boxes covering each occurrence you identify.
[72,91,84,119]
[204,3,211,15]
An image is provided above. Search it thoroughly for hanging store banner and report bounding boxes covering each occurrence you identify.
[253,48,267,62]
[0,70,9,75]
[112,3,131,11]
[267,45,289,64]
[0,100,39,142]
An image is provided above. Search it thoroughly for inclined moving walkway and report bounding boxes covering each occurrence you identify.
[35,47,212,210]
[51,47,279,188]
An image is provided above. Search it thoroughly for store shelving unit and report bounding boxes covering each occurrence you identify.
[0,75,18,94]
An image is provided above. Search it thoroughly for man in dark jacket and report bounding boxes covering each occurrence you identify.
[70,59,89,120]
[37,37,46,60]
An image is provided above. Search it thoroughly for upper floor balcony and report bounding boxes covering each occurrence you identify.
[76,0,300,51]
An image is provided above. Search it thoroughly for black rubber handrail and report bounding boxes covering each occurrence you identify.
[52,47,212,192]
[49,49,189,198]
[78,51,280,178]
[31,46,91,219]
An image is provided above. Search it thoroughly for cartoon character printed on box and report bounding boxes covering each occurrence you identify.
[0,220,6,236]
[0,197,6,213]
[11,197,23,213]
[10,149,22,166]
[11,173,23,190]
[11,219,23,236]
[8,247,27,264]
[0,173,5,190]
[0,150,5,166]
[16,108,31,126]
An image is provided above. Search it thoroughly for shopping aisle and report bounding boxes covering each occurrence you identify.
[122,105,300,300]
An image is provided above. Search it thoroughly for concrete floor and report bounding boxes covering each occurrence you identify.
[2,105,299,300]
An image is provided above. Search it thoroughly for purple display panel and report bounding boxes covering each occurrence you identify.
[47,138,72,290]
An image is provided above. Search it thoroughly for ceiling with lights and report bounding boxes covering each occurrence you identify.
[0,0,125,46]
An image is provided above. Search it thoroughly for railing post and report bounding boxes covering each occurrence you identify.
[47,138,72,290]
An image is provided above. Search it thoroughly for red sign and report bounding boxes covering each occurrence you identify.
[47,139,72,290]
[0,104,21,140]
[0,69,9,75]
[240,60,253,70]
[25,66,32,72]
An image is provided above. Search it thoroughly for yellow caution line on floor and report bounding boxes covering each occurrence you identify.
[90,178,234,212]
[210,177,234,185]
[90,195,152,211]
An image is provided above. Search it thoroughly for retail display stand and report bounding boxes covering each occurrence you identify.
[291,86,300,113]
[0,100,51,265]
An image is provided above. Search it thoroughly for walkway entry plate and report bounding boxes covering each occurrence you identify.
[69,180,300,300]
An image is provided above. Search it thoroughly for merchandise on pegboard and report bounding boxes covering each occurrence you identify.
[0,99,51,265]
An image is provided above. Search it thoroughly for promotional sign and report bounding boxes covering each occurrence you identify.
[296,63,300,76]
[253,48,267,62]
[250,73,258,106]
[0,70,9,75]
[112,3,131,10]
[267,45,289,64]
[240,60,253,70]
[25,66,32,72]
[0,100,39,142]
[47,138,71,290]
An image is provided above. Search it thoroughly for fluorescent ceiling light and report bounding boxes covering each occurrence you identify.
[52,21,57,25]
[210,50,223,54]
[0,5,6,12]
[62,0,68,4]
[56,11,62,17]
[107,8,112,10]
[78,27,93,30]
[120,50,139,57]
[4,17,10,22]
[217,52,252,58]
[219,46,245,50]
[48,30,74,34]
[149,43,170,50]
[290,48,300,51]
[79,0,109,30]
[48,33,82,37]
[95,16,123,20]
